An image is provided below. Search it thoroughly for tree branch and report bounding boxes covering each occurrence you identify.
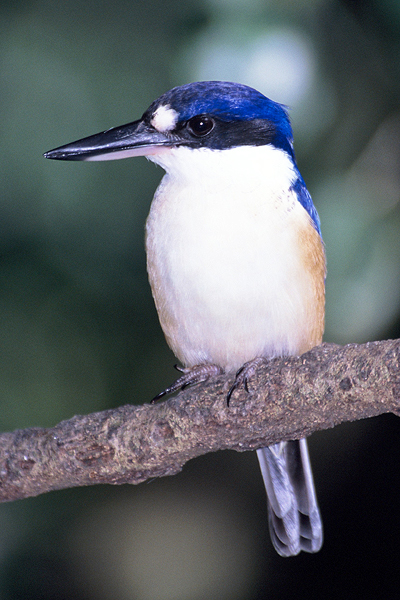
[1,339,400,502]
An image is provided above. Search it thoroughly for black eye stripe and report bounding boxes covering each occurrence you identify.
[186,115,215,137]
[169,116,282,153]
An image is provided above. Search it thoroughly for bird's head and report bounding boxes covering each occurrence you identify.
[44,81,295,163]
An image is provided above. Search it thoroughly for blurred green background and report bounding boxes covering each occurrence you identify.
[1,0,400,598]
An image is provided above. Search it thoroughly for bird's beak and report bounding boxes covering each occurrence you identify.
[44,119,175,162]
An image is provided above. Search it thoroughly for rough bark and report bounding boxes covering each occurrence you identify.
[1,340,400,502]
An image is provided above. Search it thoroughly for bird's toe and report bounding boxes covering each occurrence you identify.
[151,364,224,403]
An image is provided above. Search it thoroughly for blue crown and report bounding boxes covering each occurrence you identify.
[147,81,293,141]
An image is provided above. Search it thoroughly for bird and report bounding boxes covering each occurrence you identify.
[44,80,325,557]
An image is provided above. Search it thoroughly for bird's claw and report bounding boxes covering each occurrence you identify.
[151,364,224,403]
[227,357,266,405]
[152,358,266,406]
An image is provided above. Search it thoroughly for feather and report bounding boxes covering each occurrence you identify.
[257,439,323,557]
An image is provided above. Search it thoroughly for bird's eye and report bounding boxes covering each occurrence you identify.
[187,115,214,137]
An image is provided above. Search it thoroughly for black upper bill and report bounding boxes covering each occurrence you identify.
[44,119,175,161]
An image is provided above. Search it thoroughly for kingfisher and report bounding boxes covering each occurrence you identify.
[44,81,325,557]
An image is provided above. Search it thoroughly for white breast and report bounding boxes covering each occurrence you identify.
[145,144,324,372]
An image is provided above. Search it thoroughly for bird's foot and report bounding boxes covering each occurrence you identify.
[151,364,224,403]
[227,357,267,405]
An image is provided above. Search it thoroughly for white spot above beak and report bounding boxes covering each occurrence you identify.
[151,104,179,133]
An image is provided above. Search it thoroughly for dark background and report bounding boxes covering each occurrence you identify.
[1,0,400,598]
